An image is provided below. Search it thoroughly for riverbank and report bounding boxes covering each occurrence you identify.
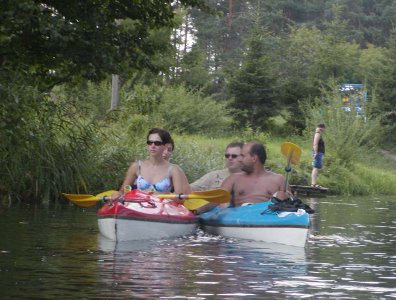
[170,135,396,197]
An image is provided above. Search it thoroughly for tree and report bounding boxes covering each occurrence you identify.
[178,45,210,90]
[0,0,208,89]
[375,29,396,125]
[227,28,281,129]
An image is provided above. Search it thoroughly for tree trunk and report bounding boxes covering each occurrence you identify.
[110,74,120,111]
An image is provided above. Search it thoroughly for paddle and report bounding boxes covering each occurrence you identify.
[280,142,302,192]
[63,188,230,208]
[183,199,208,211]
[157,188,230,204]
[62,190,118,207]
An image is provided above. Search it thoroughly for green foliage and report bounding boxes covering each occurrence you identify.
[228,28,282,130]
[187,1,396,137]
[317,159,396,196]
[0,0,208,88]
[122,82,164,116]
[173,136,227,182]
[111,82,235,137]
[52,80,112,119]
[178,46,210,90]
[0,72,100,202]
[236,126,271,145]
[3,0,396,203]
[375,30,396,113]
[357,45,388,90]
[279,26,324,130]
[153,85,234,136]
[353,163,396,195]
[302,83,384,168]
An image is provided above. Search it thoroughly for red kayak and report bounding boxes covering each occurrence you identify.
[97,190,198,241]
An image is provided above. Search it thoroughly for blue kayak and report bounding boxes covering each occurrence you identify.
[199,200,310,247]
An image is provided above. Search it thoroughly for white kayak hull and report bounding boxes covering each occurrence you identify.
[97,190,198,241]
[98,217,197,241]
[199,201,311,247]
[201,224,308,247]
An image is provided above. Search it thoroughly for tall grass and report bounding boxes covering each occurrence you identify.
[0,75,100,203]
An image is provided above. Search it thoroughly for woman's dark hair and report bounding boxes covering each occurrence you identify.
[147,128,175,150]
[168,139,175,151]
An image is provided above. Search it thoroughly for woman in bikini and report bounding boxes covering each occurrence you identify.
[112,128,191,198]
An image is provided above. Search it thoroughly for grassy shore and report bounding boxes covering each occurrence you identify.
[172,134,396,196]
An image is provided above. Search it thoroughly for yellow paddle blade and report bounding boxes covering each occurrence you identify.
[62,190,118,207]
[157,188,231,204]
[62,193,96,201]
[281,142,302,165]
[187,189,231,203]
[183,199,209,210]
[96,190,118,198]
[71,199,100,207]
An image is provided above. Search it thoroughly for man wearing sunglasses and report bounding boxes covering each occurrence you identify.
[190,142,244,191]
[220,141,286,207]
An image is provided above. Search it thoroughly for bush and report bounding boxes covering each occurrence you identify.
[154,85,235,136]
[302,83,384,168]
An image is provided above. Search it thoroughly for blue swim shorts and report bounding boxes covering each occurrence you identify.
[312,152,324,169]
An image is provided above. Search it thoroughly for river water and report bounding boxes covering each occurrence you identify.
[0,196,395,299]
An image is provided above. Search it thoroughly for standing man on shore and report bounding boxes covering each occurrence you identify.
[311,123,326,188]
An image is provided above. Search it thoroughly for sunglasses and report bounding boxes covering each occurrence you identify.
[147,140,164,146]
[225,154,239,159]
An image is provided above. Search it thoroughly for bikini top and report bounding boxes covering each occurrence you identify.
[136,160,173,192]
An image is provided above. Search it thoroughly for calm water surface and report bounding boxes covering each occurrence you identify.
[0,196,395,299]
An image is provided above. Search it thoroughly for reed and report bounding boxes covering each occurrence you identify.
[0,85,99,203]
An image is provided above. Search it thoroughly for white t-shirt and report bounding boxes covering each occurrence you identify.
[190,168,230,191]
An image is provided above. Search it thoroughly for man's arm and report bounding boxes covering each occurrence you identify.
[312,132,321,156]
[278,173,286,191]
[220,173,236,193]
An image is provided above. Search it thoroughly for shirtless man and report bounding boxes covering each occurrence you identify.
[221,141,286,207]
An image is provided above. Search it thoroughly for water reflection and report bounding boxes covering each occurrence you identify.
[96,231,308,299]
[0,196,395,299]
[304,196,396,299]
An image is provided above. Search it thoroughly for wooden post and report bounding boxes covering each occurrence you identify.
[110,74,119,111]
